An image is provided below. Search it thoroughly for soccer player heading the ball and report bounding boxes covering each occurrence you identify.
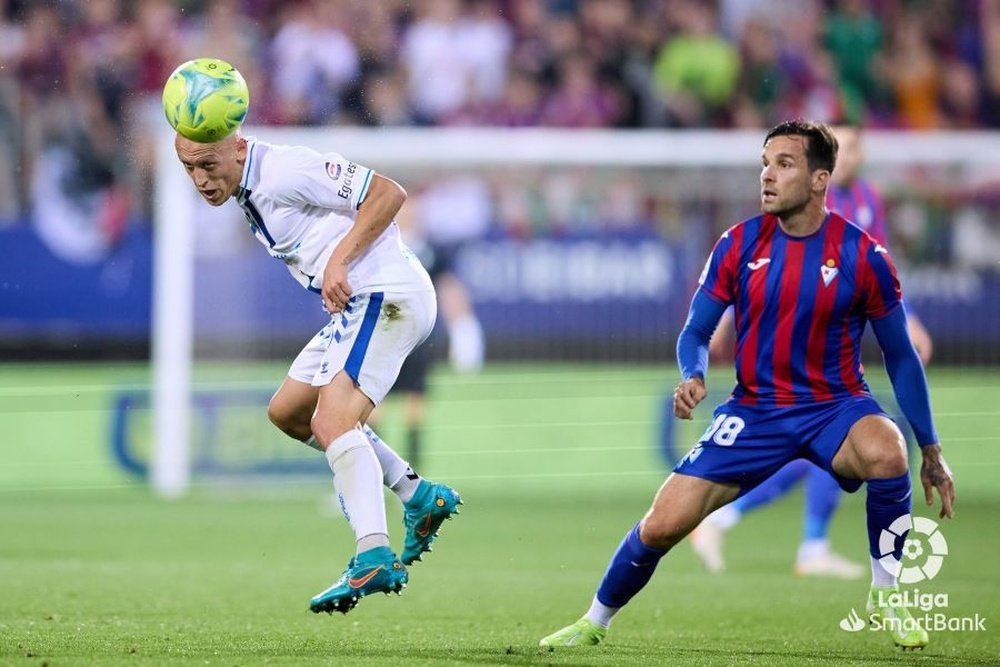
[540,120,955,651]
[164,58,462,615]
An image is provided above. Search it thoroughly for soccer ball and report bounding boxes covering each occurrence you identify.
[162,57,249,143]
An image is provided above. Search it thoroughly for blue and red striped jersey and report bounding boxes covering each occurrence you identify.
[698,212,902,406]
[826,179,887,245]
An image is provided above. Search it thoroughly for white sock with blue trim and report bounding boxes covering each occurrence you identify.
[363,424,421,503]
[324,429,389,553]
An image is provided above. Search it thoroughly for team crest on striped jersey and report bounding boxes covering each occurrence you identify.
[820,259,839,287]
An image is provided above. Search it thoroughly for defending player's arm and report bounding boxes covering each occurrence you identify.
[674,291,727,419]
[864,244,955,518]
[322,174,407,312]
[870,308,955,519]
[674,231,735,420]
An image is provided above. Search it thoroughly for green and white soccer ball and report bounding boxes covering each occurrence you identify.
[162,57,249,143]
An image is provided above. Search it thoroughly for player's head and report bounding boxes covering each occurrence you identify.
[760,120,838,217]
[829,124,863,186]
[174,130,248,206]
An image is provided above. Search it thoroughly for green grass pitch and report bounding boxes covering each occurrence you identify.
[0,362,998,665]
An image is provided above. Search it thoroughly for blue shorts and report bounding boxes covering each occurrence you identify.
[673,395,889,494]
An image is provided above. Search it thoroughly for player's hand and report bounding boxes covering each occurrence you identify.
[673,377,706,420]
[919,444,955,519]
[322,260,352,313]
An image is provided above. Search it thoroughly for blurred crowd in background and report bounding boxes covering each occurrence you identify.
[1,0,999,265]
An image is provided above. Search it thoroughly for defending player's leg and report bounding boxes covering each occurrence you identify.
[830,412,928,649]
[793,465,863,579]
[866,584,928,651]
[692,459,811,573]
[540,473,738,647]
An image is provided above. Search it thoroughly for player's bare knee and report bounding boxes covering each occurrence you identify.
[859,433,909,479]
[310,413,357,449]
[638,516,688,550]
[266,401,292,432]
[267,402,308,440]
[865,445,909,479]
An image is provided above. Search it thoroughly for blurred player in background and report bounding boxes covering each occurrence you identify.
[690,124,935,579]
[368,180,489,469]
[828,125,933,361]
[541,121,954,651]
[172,127,461,615]
[367,203,438,471]
[414,176,489,374]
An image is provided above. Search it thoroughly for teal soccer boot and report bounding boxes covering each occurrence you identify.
[401,480,462,565]
[309,546,407,615]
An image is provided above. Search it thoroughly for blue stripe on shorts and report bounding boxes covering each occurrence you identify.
[343,292,384,386]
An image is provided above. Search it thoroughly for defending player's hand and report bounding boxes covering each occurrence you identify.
[322,261,353,314]
[673,377,706,420]
[919,444,955,519]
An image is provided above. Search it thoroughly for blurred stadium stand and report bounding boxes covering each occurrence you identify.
[1,0,999,364]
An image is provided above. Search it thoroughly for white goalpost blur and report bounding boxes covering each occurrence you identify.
[151,127,1000,497]
[152,124,195,498]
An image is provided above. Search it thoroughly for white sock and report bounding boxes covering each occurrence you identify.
[707,504,741,532]
[357,533,391,552]
[448,314,484,374]
[362,424,421,503]
[870,555,898,588]
[584,596,619,629]
[797,538,830,562]
[324,429,388,552]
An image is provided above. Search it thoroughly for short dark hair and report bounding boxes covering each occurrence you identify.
[764,120,838,174]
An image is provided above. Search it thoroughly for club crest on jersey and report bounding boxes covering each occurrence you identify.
[820,259,839,287]
[325,162,342,181]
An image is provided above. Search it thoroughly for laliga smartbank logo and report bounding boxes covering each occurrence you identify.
[838,515,988,634]
[876,514,948,583]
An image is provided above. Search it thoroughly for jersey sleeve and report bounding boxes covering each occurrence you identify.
[860,238,903,320]
[697,228,738,305]
[267,146,375,213]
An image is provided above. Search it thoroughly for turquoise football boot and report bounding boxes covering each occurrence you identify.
[309,546,407,615]
[401,480,462,565]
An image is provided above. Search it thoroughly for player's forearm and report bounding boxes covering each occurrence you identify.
[329,175,406,266]
[871,309,940,446]
[677,290,727,381]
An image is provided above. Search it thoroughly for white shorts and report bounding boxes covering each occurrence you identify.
[288,290,437,404]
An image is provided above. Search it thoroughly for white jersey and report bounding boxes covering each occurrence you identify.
[233,138,433,295]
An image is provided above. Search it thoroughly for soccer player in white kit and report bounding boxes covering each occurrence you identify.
[173,130,462,615]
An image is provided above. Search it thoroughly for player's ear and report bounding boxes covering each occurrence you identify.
[235,135,248,162]
[813,168,830,193]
